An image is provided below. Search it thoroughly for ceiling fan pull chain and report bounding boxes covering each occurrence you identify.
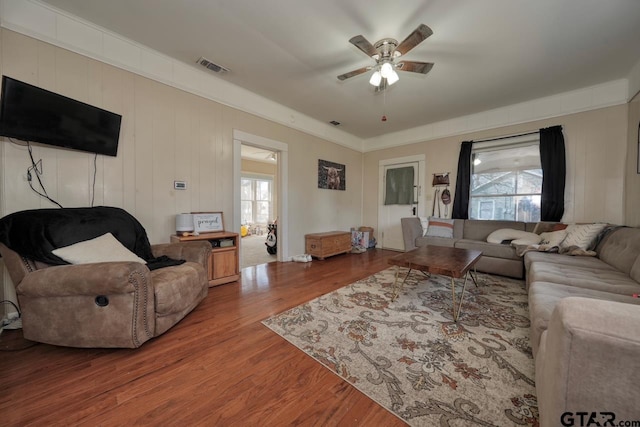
[382,86,388,122]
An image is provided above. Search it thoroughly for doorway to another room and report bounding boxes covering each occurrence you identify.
[377,155,426,251]
[239,144,278,268]
[233,130,289,268]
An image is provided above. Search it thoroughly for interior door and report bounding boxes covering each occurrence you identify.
[378,160,421,251]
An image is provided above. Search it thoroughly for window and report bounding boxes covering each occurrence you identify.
[241,176,273,225]
[470,141,542,222]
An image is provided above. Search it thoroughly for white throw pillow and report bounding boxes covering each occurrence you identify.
[487,229,540,244]
[539,230,568,247]
[52,233,147,265]
[419,217,429,237]
[560,223,607,250]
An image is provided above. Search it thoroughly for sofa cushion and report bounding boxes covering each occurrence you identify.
[535,298,640,425]
[52,232,147,265]
[523,250,609,271]
[528,282,640,357]
[463,220,525,241]
[416,235,455,248]
[455,239,521,260]
[528,261,640,296]
[597,227,640,282]
[152,262,207,317]
[425,217,454,238]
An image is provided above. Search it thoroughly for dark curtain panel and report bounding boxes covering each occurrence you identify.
[385,167,415,205]
[451,141,473,219]
[539,125,566,221]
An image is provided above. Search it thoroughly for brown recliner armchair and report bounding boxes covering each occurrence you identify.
[0,206,210,348]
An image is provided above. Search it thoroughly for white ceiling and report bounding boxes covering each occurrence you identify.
[39,0,640,141]
[241,145,276,163]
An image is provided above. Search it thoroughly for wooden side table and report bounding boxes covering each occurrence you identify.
[171,231,240,286]
[305,231,351,260]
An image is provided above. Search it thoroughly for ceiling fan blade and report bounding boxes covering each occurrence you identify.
[395,24,433,56]
[396,61,434,74]
[349,35,378,58]
[337,66,371,81]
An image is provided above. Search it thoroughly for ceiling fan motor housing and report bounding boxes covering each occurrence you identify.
[373,38,399,61]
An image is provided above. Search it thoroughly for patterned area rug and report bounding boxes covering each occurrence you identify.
[262,268,538,426]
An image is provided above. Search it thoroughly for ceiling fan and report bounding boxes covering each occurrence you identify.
[244,149,276,161]
[337,24,434,91]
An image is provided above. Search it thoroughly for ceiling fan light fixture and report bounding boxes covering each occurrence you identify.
[380,62,393,79]
[387,70,399,85]
[369,70,382,86]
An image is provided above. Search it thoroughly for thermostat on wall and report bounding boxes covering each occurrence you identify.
[174,181,187,190]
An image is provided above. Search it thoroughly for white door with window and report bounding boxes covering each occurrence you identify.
[378,156,425,251]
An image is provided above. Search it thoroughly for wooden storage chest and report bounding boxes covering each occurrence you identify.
[305,231,351,260]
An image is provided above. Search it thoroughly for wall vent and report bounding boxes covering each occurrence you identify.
[196,57,230,74]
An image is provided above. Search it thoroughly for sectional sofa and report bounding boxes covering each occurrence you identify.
[526,226,640,426]
[401,217,640,426]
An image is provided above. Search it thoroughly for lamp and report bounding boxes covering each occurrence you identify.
[380,62,393,78]
[369,70,382,86]
[176,213,194,234]
[370,62,399,87]
[387,70,399,85]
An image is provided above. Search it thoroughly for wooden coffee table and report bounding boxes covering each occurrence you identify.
[388,246,482,321]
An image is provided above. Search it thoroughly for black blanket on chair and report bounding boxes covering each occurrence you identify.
[0,206,184,270]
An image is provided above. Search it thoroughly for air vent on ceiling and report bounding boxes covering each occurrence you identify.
[329,120,341,126]
[196,57,230,74]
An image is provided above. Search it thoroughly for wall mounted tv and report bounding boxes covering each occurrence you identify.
[0,76,122,156]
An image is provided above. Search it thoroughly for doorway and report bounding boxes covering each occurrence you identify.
[377,155,426,251]
[239,146,277,268]
[233,130,289,265]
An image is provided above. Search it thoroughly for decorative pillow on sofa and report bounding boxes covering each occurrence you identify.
[487,229,541,244]
[560,223,608,251]
[52,233,147,265]
[533,221,568,234]
[419,217,430,237]
[425,217,454,238]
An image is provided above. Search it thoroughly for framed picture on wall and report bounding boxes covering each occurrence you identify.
[318,159,346,191]
[192,212,224,233]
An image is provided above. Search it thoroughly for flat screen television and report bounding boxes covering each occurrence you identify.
[0,76,122,156]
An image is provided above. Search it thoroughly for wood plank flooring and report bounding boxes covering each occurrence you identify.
[0,249,406,426]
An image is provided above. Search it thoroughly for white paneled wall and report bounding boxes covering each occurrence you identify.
[362,104,630,231]
[0,29,241,244]
[0,29,366,313]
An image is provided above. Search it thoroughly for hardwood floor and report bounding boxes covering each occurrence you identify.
[0,249,407,426]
